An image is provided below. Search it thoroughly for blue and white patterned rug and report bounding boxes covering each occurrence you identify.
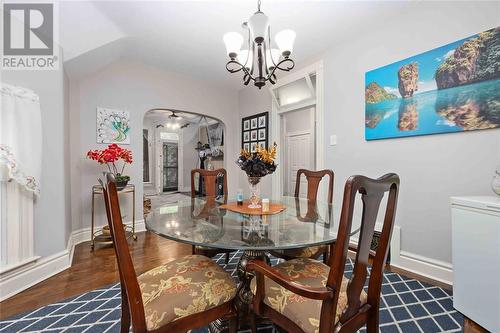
[0,251,463,333]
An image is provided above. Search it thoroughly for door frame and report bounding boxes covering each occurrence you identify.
[161,141,180,192]
[270,60,325,199]
[155,130,183,194]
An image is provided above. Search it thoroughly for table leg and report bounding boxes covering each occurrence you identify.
[209,250,271,333]
[235,250,270,312]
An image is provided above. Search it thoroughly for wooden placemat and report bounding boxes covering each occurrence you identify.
[220,201,286,215]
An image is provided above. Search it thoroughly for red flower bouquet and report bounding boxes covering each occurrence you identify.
[87,144,133,187]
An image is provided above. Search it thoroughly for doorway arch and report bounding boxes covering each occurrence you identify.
[142,108,227,197]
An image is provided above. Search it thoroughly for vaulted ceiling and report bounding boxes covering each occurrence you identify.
[60,1,413,88]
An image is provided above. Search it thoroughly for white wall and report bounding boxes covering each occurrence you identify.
[237,1,500,269]
[70,60,239,231]
[322,3,500,264]
[2,49,70,257]
[182,125,199,190]
[238,87,273,197]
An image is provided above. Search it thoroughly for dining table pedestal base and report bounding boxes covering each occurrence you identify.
[209,249,272,333]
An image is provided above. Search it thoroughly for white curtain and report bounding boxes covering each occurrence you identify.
[0,83,42,196]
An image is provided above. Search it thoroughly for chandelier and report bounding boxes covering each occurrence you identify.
[223,0,296,89]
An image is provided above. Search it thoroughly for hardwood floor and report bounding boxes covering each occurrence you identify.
[0,231,191,320]
[0,231,451,320]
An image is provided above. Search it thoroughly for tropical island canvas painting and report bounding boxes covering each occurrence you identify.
[365,26,499,140]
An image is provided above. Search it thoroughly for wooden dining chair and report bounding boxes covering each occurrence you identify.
[247,173,400,333]
[191,168,233,263]
[101,173,237,333]
[272,169,334,263]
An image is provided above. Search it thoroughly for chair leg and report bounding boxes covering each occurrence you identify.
[192,245,196,255]
[225,252,230,264]
[250,311,257,333]
[120,287,130,333]
[366,309,379,333]
[228,313,238,333]
[323,250,329,265]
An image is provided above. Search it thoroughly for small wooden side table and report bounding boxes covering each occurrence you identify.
[91,184,137,250]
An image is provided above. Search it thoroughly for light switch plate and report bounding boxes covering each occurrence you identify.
[330,135,337,146]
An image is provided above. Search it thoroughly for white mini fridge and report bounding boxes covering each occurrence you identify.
[451,196,500,332]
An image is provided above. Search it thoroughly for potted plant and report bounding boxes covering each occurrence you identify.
[236,143,277,208]
[87,144,133,190]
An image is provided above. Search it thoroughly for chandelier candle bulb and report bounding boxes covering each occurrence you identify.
[223,32,244,58]
[248,10,269,42]
[275,29,296,55]
[262,198,270,212]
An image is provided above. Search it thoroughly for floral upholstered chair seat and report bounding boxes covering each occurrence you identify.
[138,255,237,331]
[251,258,367,333]
[272,245,328,259]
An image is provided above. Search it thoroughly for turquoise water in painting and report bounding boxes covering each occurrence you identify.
[365,79,500,140]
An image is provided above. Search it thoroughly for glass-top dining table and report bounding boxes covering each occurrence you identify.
[145,195,361,331]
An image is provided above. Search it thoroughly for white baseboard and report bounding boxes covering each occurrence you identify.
[350,225,453,286]
[389,225,453,285]
[0,219,145,301]
[71,220,146,246]
[392,251,453,286]
[0,243,72,301]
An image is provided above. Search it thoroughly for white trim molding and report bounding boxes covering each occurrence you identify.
[271,60,324,199]
[0,219,145,301]
[350,225,453,286]
[390,226,453,285]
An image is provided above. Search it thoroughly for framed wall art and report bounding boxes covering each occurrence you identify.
[97,107,130,144]
[241,111,269,151]
[365,26,499,140]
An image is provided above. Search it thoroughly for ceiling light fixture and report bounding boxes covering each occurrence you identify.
[223,0,295,89]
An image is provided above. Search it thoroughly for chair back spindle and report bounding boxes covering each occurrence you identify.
[191,168,228,202]
[295,169,334,204]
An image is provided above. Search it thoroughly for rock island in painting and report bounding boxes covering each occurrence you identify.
[365,26,499,140]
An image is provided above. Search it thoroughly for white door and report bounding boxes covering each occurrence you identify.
[286,133,313,197]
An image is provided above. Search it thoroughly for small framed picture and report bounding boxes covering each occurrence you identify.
[258,115,266,128]
[258,128,266,140]
[241,112,269,149]
[243,120,250,130]
[258,141,266,149]
[250,142,257,152]
[243,143,250,151]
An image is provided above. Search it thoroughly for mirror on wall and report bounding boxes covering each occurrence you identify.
[143,109,224,208]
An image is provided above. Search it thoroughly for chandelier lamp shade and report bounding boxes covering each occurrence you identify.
[223,0,295,89]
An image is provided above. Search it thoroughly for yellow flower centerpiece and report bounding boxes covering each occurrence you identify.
[236,143,278,208]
